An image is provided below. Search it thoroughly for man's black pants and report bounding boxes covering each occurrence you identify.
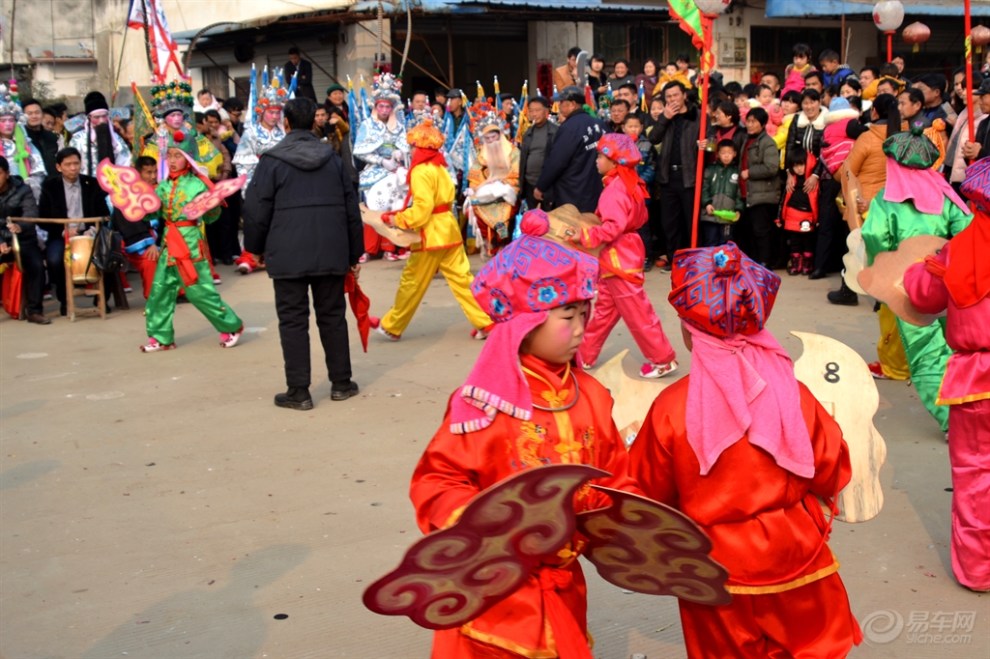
[658,172,696,261]
[273,274,352,389]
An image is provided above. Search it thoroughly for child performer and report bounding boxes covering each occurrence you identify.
[631,243,862,657]
[111,155,161,300]
[140,130,243,352]
[371,120,493,340]
[575,132,678,378]
[779,145,819,275]
[410,211,640,657]
[700,139,744,248]
[903,157,990,592]
[861,124,972,433]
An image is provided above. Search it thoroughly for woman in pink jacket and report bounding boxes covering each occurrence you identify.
[575,132,678,378]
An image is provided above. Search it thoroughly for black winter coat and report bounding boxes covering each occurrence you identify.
[242,130,363,278]
[25,126,59,176]
[648,105,701,187]
[534,111,605,213]
[0,176,40,240]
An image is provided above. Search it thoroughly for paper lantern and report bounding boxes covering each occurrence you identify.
[973,25,990,55]
[872,0,904,33]
[902,22,931,54]
[693,0,731,17]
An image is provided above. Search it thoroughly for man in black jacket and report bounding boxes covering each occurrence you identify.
[243,97,363,410]
[22,98,59,176]
[285,47,317,101]
[518,96,557,210]
[533,86,605,212]
[38,147,109,315]
[649,81,701,264]
[0,156,49,323]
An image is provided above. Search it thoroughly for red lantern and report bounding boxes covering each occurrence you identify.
[902,21,931,54]
[973,25,990,55]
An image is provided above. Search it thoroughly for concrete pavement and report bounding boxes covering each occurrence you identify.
[1,256,986,658]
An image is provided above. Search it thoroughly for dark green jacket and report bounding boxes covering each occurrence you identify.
[700,162,744,222]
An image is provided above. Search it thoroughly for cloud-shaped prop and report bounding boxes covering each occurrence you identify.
[363,464,607,630]
[183,175,247,220]
[95,158,160,222]
[577,487,731,606]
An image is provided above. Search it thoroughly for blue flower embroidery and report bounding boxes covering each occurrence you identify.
[492,299,507,316]
[713,249,728,269]
[538,285,559,304]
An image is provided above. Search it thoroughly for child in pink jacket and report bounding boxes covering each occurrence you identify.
[575,132,678,378]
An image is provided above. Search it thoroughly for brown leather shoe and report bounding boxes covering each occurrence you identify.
[26,313,52,325]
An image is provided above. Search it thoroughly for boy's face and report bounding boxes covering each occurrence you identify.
[717,146,736,166]
[623,119,642,138]
[521,302,590,365]
[757,88,774,105]
[595,152,616,175]
[821,59,838,74]
[665,64,678,76]
[139,164,157,186]
[166,148,187,173]
[792,162,806,176]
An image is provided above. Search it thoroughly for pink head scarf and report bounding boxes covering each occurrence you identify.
[449,211,600,434]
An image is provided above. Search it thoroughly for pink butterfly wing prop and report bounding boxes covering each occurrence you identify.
[183,175,247,220]
[95,158,161,222]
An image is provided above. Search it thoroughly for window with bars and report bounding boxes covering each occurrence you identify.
[594,23,700,71]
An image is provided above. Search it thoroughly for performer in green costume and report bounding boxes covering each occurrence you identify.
[140,128,243,352]
[861,123,972,432]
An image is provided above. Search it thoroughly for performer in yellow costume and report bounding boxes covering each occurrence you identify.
[371,120,494,340]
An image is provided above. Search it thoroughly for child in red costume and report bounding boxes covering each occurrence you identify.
[410,211,640,657]
[630,243,862,658]
[575,132,678,379]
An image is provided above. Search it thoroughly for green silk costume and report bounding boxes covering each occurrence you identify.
[862,194,973,432]
[144,172,242,345]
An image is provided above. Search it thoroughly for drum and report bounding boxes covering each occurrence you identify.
[69,235,100,284]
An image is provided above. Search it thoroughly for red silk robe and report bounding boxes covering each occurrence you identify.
[630,377,862,658]
[410,354,640,658]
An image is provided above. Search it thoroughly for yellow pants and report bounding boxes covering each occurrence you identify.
[381,246,492,336]
[877,303,910,380]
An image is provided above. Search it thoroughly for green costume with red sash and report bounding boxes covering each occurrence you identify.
[144,171,242,345]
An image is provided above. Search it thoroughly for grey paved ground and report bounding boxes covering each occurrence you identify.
[1,256,987,658]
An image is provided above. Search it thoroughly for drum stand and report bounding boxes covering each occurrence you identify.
[7,216,130,321]
[64,218,130,321]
